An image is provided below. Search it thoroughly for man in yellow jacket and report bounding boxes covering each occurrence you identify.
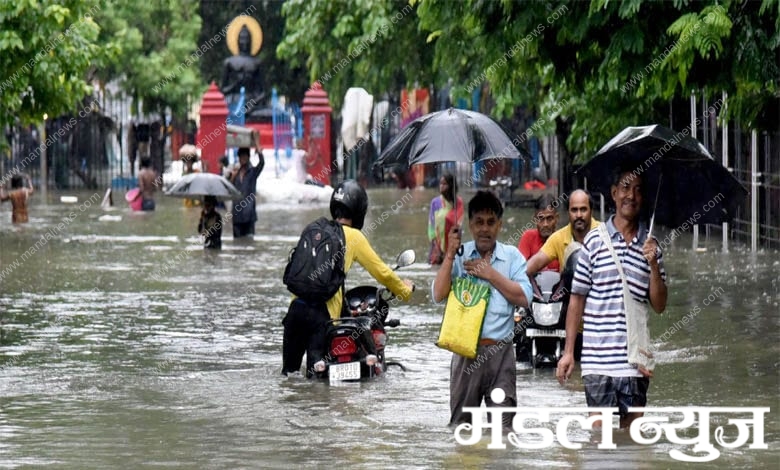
[281,180,414,377]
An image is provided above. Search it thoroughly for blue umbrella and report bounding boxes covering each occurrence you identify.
[578,124,748,233]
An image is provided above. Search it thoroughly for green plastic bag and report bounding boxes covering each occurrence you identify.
[435,277,491,359]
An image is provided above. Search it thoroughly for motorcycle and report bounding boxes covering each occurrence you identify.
[523,270,568,368]
[314,249,415,384]
[516,243,582,368]
[489,176,513,203]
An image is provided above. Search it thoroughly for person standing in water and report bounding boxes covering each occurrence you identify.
[229,147,263,238]
[427,173,463,265]
[137,158,158,211]
[0,174,34,223]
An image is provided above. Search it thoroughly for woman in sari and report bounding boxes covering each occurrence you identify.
[428,173,464,265]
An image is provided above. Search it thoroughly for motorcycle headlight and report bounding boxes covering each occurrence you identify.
[533,303,562,326]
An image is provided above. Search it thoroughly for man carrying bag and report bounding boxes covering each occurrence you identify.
[433,191,532,429]
[557,167,667,429]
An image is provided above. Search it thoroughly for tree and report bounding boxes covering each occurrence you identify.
[94,0,204,174]
[0,0,111,128]
[277,0,436,110]
[414,0,778,183]
[95,0,203,120]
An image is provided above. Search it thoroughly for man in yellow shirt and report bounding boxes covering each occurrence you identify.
[526,190,600,276]
[281,180,414,377]
[524,189,598,360]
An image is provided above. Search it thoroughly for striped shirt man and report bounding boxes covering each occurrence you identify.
[571,215,667,377]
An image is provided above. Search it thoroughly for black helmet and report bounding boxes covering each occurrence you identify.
[330,180,368,230]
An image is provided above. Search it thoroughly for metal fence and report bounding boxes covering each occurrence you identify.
[3,89,129,192]
[692,94,780,251]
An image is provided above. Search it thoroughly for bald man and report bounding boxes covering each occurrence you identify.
[526,190,600,276]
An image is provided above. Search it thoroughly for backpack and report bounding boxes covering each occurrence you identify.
[283,217,346,303]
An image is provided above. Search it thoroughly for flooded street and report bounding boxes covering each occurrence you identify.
[0,187,778,469]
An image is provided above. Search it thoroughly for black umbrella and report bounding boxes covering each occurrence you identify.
[578,124,748,233]
[374,108,531,255]
[374,108,531,168]
[165,172,242,201]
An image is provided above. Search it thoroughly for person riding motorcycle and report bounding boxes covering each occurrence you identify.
[281,180,415,377]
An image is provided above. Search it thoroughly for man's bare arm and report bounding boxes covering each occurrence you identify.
[526,251,553,276]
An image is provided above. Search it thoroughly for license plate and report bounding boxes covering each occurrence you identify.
[329,361,361,383]
[526,328,566,338]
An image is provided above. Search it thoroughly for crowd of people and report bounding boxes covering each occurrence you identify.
[4,154,667,433]
[276,167,668,434]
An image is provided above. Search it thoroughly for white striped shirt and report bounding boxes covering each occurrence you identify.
[571,216,666,377]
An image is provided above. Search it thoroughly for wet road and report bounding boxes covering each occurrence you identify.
[0,187,777,469]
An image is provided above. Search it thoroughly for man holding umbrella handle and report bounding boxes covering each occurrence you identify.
[557,168,667,429]
[434,191,533,428]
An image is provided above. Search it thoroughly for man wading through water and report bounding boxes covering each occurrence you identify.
[433,191,532,429]
[557,167,667,429]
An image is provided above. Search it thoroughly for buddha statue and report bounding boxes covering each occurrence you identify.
[221,24,265,118]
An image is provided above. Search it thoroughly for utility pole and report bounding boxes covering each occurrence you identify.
[40,116,48,201]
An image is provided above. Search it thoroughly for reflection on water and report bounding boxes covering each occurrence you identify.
[0,189,777,468]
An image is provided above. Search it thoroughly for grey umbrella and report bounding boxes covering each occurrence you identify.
[375,108,531,256]
[374,108,531,168]
[165,172,242,201]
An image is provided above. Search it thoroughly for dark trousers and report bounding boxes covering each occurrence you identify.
[281,299,330,377]
[233,221,255,238]
[450,342,517,427]
[141,199,155,211]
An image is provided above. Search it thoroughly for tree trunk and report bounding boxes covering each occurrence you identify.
[554,116,573,196]
[150,119,164,177]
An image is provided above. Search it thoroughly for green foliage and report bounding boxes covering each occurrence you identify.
[95,0,203,118]
[411,0,777,164]
[660,1,778,128]
[0,0,111,127]
[278,0,435,110]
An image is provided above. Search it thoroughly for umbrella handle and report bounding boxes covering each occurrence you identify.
[648,173,662,238]
[457,245,464,257]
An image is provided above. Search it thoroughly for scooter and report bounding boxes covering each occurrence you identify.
[314,249,415,384]
[516,244,582,368]
[524,270,568,368]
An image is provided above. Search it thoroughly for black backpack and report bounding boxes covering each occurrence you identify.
[283,217,346,303]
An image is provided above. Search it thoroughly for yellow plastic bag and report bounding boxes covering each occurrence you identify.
[435,277,491,359]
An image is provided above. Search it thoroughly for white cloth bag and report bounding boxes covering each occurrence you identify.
[597,224,655,372]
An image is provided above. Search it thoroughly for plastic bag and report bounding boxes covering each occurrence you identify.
[435,277,491,359]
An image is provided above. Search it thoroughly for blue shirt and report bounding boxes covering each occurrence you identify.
[447,241,533,341]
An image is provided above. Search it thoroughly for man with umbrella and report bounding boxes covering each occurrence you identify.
[164,170,243,247]
[433,190,532,429]
[557,165,667,429]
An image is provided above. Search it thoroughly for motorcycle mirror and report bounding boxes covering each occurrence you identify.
[393,249,416,269]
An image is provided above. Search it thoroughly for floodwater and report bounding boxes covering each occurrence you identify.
[0,187,777,469]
